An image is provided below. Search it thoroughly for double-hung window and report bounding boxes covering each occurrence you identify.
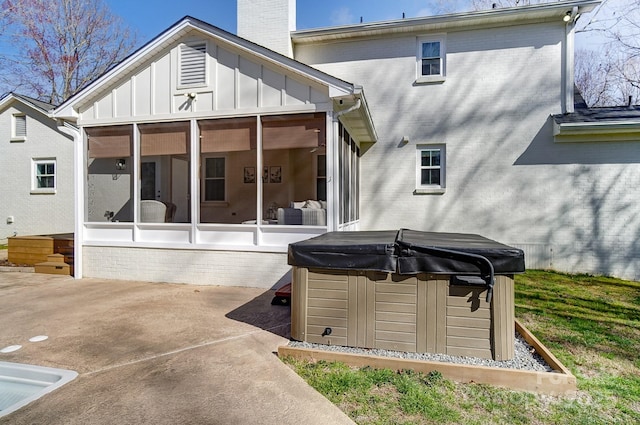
[32,158,56,194]
[416,36,446,83]
[203,157,225,201]
[415,145,445,194]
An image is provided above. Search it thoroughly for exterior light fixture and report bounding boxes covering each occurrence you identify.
[563,11,572,22]
[115,158,126,170]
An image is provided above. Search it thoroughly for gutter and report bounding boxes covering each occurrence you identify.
[292,0,600,43]
[333,87,378,144]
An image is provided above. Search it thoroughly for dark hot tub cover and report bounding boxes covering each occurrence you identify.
[396,229,525,275]
[287,230,398,272]
[288,229,525,275]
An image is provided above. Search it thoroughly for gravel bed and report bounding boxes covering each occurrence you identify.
[289,332,553,372]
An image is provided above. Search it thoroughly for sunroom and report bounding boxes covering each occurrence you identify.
[54,17,376,284]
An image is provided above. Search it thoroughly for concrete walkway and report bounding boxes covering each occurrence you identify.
[0,272,355,424]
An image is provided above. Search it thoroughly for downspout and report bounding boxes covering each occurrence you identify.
[334,98,362,119]
[56,119,83,279]
[563,6,579,114]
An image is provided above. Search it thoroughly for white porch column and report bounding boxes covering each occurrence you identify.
[327,111,338,232]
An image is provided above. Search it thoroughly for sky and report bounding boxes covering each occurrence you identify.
[105,0,612,52]
[106,0,471,42]
[0,0,615,96]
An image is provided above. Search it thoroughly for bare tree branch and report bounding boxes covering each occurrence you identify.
[0,0,137,104]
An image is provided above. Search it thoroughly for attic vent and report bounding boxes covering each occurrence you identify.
[179,41,207,87]
[14,114,26,138]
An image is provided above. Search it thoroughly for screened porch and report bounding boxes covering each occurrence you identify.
[82,112,361,249]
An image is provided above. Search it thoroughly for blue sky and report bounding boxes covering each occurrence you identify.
[107,0,472,43]
[106,0,605,51]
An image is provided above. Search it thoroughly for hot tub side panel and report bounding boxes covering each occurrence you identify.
[291,267,515,360]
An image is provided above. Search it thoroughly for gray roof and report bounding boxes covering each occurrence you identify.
[553,88,640,124]
[554,105,640,124]
[0,92,56,113]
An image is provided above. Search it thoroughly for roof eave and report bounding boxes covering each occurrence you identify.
[333,88,378,145]
[553,120,640,142]
[291,0,600,44]
[0,93,53,116]
[54,17,357,121]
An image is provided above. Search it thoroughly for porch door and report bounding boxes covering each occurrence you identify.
[141,160,161,200]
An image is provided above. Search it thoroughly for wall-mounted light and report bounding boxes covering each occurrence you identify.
[115,158,126,170]
[563,11,572,22]
[185,92,197,99]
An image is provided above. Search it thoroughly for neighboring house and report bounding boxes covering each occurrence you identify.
[53,0,640,285]
[0,93,75,243]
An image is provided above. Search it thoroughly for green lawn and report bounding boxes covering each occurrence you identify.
[284,270,640,424]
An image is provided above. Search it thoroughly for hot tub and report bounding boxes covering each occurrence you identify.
[288,229,525,361]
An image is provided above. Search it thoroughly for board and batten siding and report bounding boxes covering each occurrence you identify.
[78,31,330,125]
[291,267,515,360]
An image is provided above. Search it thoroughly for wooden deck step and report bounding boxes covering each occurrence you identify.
[34,254,71,275]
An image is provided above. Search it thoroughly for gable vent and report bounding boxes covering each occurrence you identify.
[14,115,26,137]
[179,42,207,87]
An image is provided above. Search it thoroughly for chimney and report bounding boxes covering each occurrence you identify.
[237,0,296,58]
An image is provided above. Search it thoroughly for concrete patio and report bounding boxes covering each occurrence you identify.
[0,271,355,424]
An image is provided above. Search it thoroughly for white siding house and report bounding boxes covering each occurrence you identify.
[54,0,640,285]
[0,93,74,242]
[287,0,640,281]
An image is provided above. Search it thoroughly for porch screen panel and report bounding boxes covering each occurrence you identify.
[140,122,189,156]
[198,117,257,225]
[87,125,132,158]
[86,125,133,223]
[200,117,256,153]
[139,122,191,223]
[262,113,325,150]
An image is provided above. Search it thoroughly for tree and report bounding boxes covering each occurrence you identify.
[0,0,137,104]
[471,0,640,106]
[471,0,551,9]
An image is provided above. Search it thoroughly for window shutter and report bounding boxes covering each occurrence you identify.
[180,42,207,86]
[15,115,26,137]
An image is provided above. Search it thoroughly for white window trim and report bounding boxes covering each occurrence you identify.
[31,158,56,194]
[11,113,27,142]
[178,40,209,90]
[414,144,445,195]
[415,35,446,85]
[201,154,228,204]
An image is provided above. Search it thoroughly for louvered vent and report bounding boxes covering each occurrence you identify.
[180,42,207,87]
[14,115,26,137]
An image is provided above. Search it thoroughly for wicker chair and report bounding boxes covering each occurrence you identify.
[140,200,167,223]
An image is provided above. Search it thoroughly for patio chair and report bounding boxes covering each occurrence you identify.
[140,200,167,223]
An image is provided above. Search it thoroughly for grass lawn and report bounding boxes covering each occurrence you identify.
[283,270,640,424]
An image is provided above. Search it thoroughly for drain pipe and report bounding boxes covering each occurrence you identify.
[563,6,579,113]
[56,119,82,279]
[334,98,362,118]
